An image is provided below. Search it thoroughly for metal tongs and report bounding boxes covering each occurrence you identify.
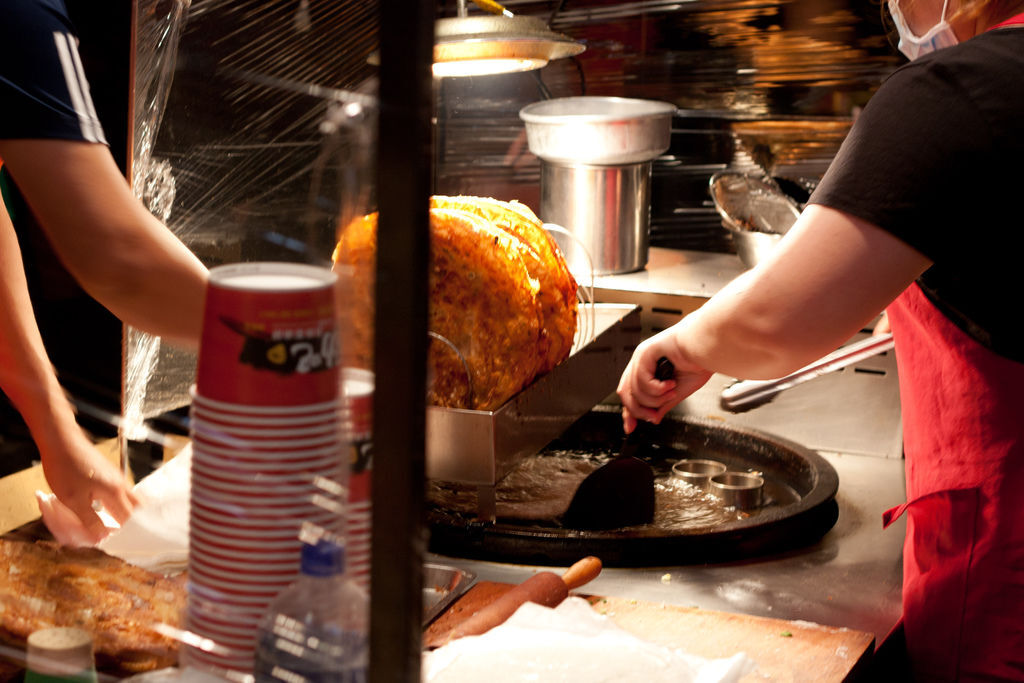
[720,333,894,412]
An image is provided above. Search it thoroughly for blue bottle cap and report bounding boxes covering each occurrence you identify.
[300,539,346,577]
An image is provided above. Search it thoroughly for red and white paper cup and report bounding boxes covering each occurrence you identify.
[342,367,374,589]
[196,262,341,407]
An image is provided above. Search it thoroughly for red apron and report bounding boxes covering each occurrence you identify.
[992,11,1024,29]
[883,283,1024,680]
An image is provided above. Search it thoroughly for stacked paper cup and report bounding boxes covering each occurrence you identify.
[183,262,348,676]
[340,367,373,590]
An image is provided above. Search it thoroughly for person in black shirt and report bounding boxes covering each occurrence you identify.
[619,0,1024,678]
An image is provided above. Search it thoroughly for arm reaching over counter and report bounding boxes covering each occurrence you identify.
[0,142,205,542]
[1,198,139,544]
[0,142,205,540]
[0,0,209,542]
[0,140,208,350]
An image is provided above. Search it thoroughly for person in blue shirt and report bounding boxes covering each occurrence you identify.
[1,0,208,543]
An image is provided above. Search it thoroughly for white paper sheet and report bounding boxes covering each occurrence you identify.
[424,597,755,683]
[96,446,192,573]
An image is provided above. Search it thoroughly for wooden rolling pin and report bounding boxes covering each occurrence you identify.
[424,555,602,649]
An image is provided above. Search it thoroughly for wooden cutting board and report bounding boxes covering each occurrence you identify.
[425,581,874,682]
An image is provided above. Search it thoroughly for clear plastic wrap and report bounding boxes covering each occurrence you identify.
[124,0,378,448]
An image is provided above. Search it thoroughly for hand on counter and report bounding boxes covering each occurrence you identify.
[36,429,138,546]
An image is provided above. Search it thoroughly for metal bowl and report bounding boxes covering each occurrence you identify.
[728,229,785,270]
[708,171,802,268]
[520,96,676,165]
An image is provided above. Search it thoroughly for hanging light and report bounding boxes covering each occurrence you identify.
[433,0,584,78]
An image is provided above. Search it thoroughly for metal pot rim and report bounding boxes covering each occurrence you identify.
[520,96,677,124]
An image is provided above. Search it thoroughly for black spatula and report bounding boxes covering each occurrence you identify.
[562,357,675,530]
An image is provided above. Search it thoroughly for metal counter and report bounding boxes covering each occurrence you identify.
[430,448,906,645]
[429,247,907,646]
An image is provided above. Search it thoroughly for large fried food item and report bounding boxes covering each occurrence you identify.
[429,207,543,409]
[333,211,377,373]
[334,205,555,410]
[430,196,578,374]
[0,539,186,675]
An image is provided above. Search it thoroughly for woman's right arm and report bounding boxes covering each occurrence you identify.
[618,204,932,427]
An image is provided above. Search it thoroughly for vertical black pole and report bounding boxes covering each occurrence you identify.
[370,0,434,681]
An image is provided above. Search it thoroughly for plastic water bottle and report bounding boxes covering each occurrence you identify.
[254,539,368,682]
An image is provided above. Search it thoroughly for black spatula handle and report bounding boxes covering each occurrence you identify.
[623,356,677,452]
[654,356,675,382]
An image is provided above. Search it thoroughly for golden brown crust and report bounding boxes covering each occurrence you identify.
[0,539,186,675]
[333,197,578,411]
[333,211,378,371]
[428,207,543,409]
[430,196,578,374]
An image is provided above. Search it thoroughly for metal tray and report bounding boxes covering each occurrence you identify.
[425,303,641,490]
[423,563,476,626]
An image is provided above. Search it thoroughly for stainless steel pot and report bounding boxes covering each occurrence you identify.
[541,161,651,276]
[519,96,676,275]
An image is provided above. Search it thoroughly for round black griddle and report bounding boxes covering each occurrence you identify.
[427,407,839,567]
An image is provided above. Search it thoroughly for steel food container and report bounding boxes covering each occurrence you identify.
[519,96,676,166]
[541,162,652,276]
[520,97,676,275]
[708,171,802,268]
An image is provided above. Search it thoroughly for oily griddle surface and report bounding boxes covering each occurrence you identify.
[428,409,840,567]
[0,538,185,675]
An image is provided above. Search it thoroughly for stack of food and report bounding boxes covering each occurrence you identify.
[333,195,578,411]
[0,538,185,676]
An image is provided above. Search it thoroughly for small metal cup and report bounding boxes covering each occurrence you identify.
[709,471,765,511]
[671,459,728,489]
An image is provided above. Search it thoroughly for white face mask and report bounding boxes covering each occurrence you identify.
[888,0,960,60]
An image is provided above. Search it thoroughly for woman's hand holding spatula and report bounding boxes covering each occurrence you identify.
[617,326,713,434]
